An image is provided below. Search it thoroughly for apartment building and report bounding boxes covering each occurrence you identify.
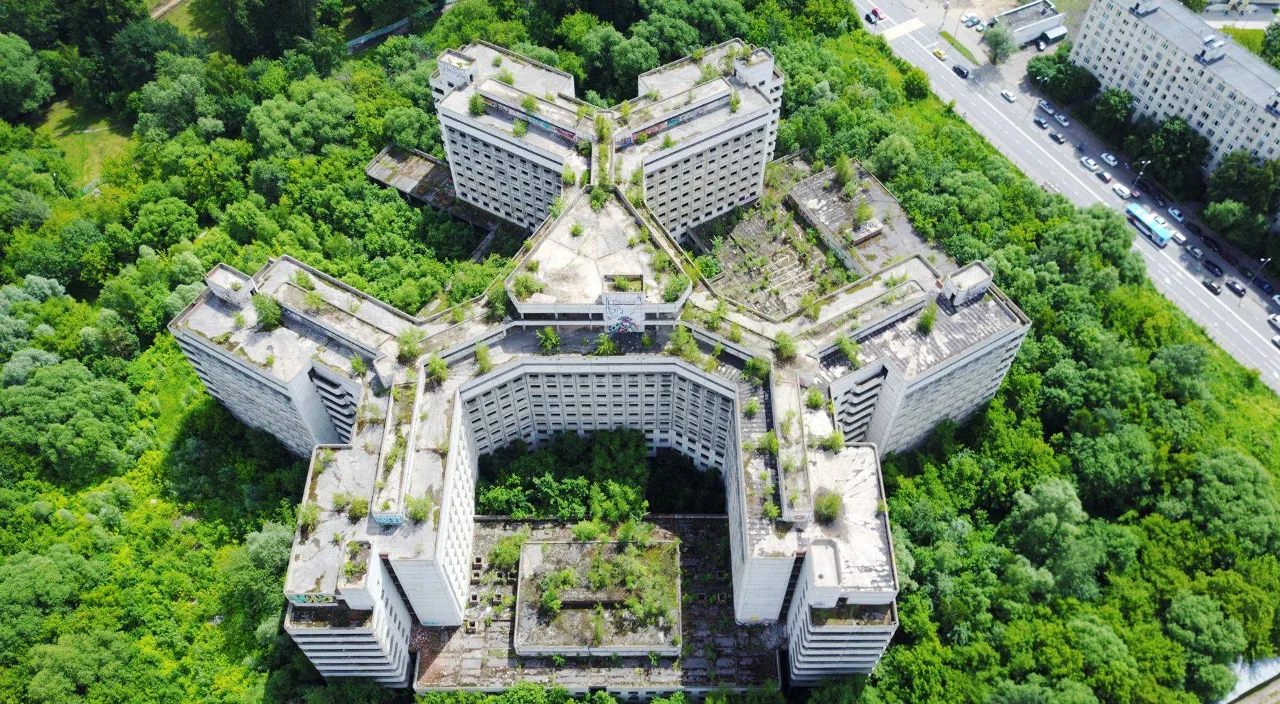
[1071,0,1280,169]
[431,44,590,229]
[430,40,783,239]
[819,262,1030,455]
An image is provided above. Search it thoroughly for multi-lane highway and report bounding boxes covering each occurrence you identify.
[853,0,1280,390]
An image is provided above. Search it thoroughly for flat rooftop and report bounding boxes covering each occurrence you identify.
[1117,0,1280,106]
[637,40,749,99]
[615,77,771,177]
[414,518,779,691]
[798,445,896,594]
[517,193,665,305]
[998,0,1061,30]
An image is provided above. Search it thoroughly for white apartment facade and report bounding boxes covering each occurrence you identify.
[1071,0,1280,169]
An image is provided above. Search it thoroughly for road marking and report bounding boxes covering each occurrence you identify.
[882,18,922,40]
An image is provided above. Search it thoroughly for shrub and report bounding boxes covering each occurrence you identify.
[805,387,825,410]
[348,498,369,521]
[744,356,771,382]
[252,294,282,330]
[397,328,426,363]
[663,274,689,302]
[775,332,797,361]
[292,270,316,290]
[406,493,433,523]
[302,290,325,314]
[763,499,780,520]
[729,322,743,343]
[475,343,492,374]
[592,333,619,356]
[814,492,842,524]
[562,166,575,184]
[661,133,675,149]
[745,398,760,418]
[512,273,543,300]
[496,68,514,84]
[468,92,486,116]
[834,155,855,186]
[512,119,528,137]
[490,532,528,569]
[570,221,584,237]
[426,354,448,385]
[590,186,609,211]
[521,95,538,113]
[819,428,845,453]
[757,431,779,457]
[332,491,352,511]
[695,255,722,279]
[537,326,560,354]
[351,355,368,375]
[918,301,938,335]
[572,520,607,541]
[836,334,860,367]
[298,502,320,534]
[729,90,741,113]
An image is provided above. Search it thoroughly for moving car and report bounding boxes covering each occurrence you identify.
[1049,131,1066,143]
[1054,112,1070,127]
[953,65,970,79]
[1100,153,1118,167]
[1204,260,1224,277]
[1131,187,1143,198]
[1168,207,1186,223]
[1269,314,1280,331]
[865,12,877,24]
[1112,183,1131,198]
[934,49,947,60]
[1226,279,1247,297]
[1203,279,1222,295]
[873,7,885,18]
[1097,171,1112,183]
[1080,156,1099,171]
[1169,230,1187,247]
[1039,99,1055,114]
[1001,89,1016,102]
[1203,237,1221,253]
[1187,245,1204,259]
[1034,116,1049,129]
[1273,335,1280,350]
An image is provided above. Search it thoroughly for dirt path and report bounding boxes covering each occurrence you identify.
[150,0,186,19]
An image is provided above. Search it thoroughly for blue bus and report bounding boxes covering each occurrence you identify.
[1126,203,1171,248]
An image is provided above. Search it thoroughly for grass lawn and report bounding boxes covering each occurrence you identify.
[939,31,980,64]
[163,0,230,53]
[1222,26,1265,56]
[36,99,132,188]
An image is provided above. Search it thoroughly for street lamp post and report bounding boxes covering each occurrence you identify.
[1249,257,1272,287]
[1130,159,1151,191]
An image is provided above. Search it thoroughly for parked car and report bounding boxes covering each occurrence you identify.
[1273,293,1280,308]
[1039,99,1054,114]
[1186,222,1203,236]
[1112,183,1131,198]
[1203,278,1223,295]
[1100,153,1118,167]
[1187,245,1204,260]
[1054,112,1070,127]
[1204,260,1224,277]
[1001,89,1016,102]
[1151,194,1166,208]
[1034,116,1049,129]
[1260,281,1275,295]
[1223,252,1239,267]
[933,49,947,60]
[1226,279,1247,297]
[1131,187,1143,199]
[1080,156,1099,171]
[1097,171,1112,183]
[872,7,885,18]
[1168,207,1186,223]
[1203,237,1221,253]
[952,65,970,79]
[1036,40,1046,51]
[1049,131,1066,144]
[1169,230,1187,247]
[975,23,985,32]
[988,17,998,26]
[1269,314,1280,331]
[865,12,877,24]
[1272,335,1280,350]
[964,16,980,26]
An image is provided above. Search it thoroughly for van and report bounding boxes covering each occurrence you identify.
[1169,230,1187,247]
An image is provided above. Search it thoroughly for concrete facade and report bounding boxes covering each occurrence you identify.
[1071,0,1280,170]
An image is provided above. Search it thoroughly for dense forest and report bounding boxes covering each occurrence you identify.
[1,0,1280,703]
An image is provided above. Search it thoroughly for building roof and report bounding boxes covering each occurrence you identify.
[1124,0,1280,107]
[996,0,1061,30]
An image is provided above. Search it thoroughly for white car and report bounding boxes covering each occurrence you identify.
[1273,293,1280,308]
[1080,156,1099,171]
[1039,99,1055,114]
[1001,90,1016,103]
[1168,207,1186,223]
[1272,335,1280,351]
[1112,183,1131,198]
[1169,230,1187,247]
[1269,314,1280,331]
[1054,112,1070,127]
[1100,153,1118,167]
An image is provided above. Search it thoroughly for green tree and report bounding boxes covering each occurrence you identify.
[0,33,54,120]
[985,24,1015,64]
[1087,88,1133,142]
[1027,42,1099,104]
[1207,150,1279,217]
[902,67,930,101]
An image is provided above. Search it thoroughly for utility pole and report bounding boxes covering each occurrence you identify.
[1130,159,1151,191]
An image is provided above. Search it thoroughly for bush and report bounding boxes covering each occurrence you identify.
[298,502,320,534]
[917,301,938,335]
[252,294,282,330]
[490,532,528,570]
[469,92,486,116]
[819,428,845,453]
[406,494,433,523]
[426,354,448,385]
[537,326,560,354]
[590,186,609,211]
[836,334,859,367]
[814,492,842,524]
[744,398,760,418]
[592,333,620,356]
[663,274,689,302]
[805,387,825,410]
[512,273,543,300]
[397,328,426,363]
[475,343,492,374]
[744,356,771,382]
[775,332,797,361]
[348,498,369,521]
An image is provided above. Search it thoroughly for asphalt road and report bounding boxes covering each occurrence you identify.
[855,0,1280,391]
